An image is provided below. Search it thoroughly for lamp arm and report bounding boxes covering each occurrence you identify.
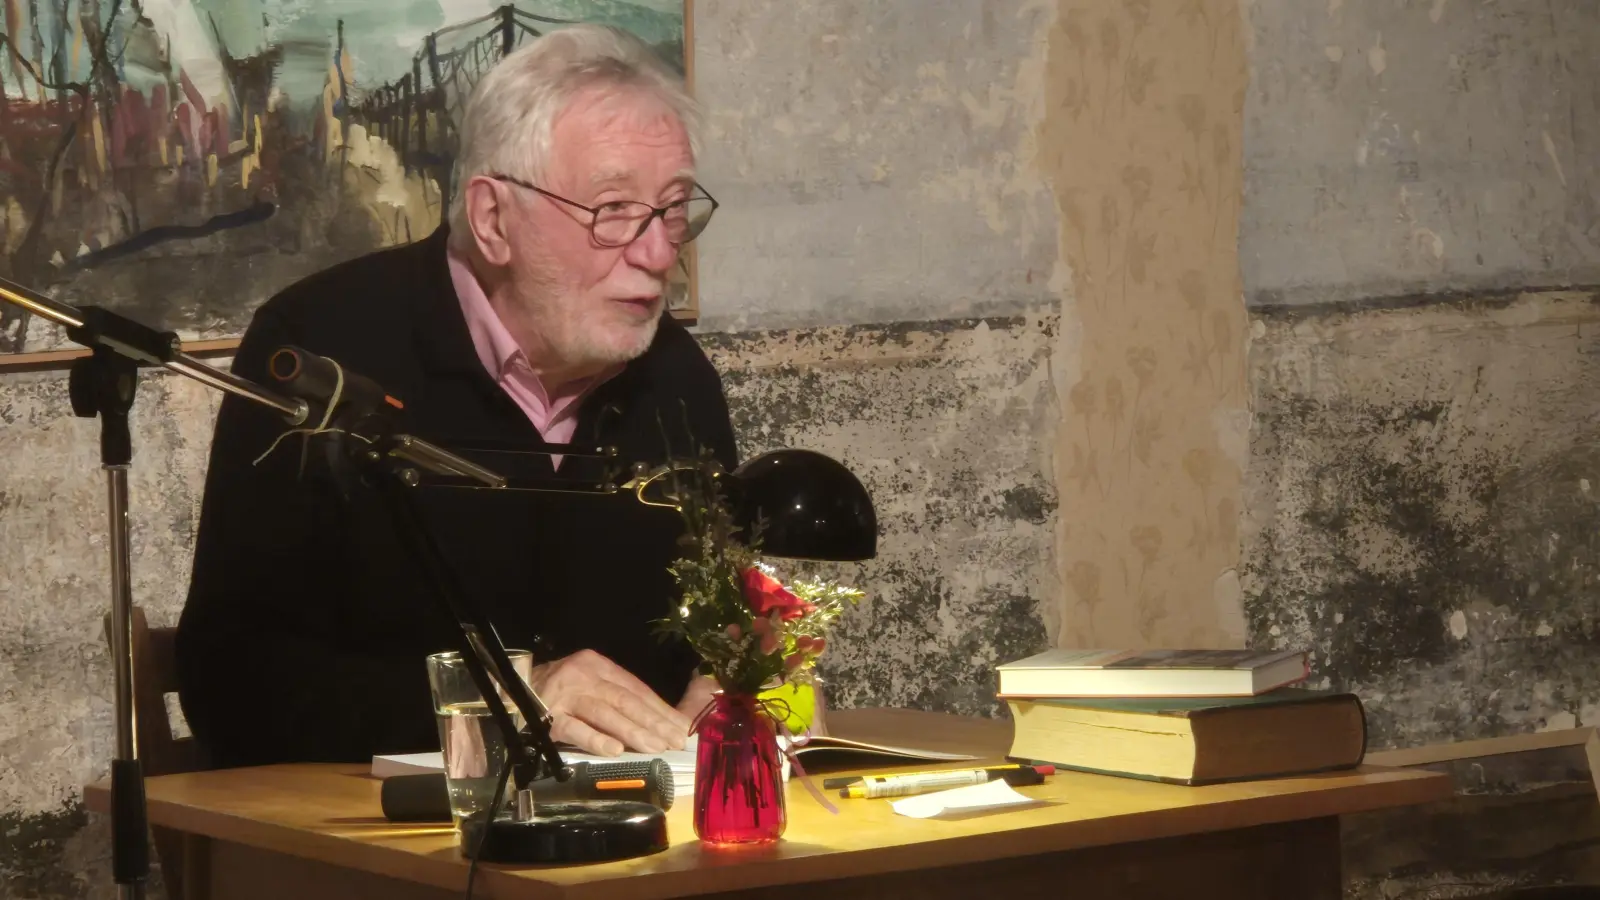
[408,457,728,509]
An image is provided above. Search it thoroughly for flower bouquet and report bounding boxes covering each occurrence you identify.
[653,454,863,844]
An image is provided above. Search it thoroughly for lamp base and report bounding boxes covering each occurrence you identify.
[461,801,669,863]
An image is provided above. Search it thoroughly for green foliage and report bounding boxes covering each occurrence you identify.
[652,450,863,696]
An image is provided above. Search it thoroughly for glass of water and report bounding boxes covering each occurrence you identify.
[425,649,534,831]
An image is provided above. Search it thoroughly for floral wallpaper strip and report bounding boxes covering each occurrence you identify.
[1040,0,1251,649]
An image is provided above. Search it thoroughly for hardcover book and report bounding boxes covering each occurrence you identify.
[995,648,1310,698]
[1004,689,1367,786]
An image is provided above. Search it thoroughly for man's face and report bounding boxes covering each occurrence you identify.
[503,86,693,377]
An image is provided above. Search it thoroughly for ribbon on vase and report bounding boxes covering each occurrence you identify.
[758,696,840,815]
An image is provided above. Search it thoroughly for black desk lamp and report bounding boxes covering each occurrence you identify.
[262,346,877,864]
[727,448,877,562]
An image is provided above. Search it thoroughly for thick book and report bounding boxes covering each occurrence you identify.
[1004,689,1366,786]
[995,648,1310,698]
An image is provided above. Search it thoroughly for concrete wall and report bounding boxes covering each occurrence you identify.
[1245,290,1600,749]
[692,1,1061,331]
[1242,0,1600,307]
[0,374,216,899]
[1240,0,1600,751]
[1240,2,1600,892]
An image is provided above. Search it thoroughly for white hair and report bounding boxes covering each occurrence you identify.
[446,23,701,244]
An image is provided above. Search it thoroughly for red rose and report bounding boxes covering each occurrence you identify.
[741,567,814,621]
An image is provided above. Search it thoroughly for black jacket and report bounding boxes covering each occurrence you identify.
[174,226,739,769]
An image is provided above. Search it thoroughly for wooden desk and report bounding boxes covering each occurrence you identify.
[85,709,1451,900]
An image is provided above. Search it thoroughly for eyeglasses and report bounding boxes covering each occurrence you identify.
[487,173,719,248]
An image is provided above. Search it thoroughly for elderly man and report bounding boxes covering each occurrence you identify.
[175,24,730,768]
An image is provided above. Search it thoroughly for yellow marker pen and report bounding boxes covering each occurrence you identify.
[823,764,1025,791]
[840,769,995,799]
[838,765,1053,799]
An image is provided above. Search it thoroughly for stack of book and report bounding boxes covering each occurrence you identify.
[995,649,1367,786]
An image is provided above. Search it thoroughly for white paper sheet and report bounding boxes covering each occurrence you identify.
[889,778,1043,819]
[373,737,701,793]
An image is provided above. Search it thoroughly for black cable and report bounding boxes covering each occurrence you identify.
[465,754,515,900]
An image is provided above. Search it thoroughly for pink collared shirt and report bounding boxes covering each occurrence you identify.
[447,248,620,467]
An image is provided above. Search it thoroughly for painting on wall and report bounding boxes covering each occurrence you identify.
[0,0,694,365]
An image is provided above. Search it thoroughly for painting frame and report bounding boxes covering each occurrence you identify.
[0,0,698,373]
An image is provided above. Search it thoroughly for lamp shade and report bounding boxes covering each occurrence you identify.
[728,449,877,561]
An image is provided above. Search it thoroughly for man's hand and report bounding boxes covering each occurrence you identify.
[528,650,692,756]
[676,673,718,723]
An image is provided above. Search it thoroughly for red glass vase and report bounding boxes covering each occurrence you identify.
[693,691,786,844]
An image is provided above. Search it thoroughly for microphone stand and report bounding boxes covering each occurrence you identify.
[269,361,670,862]
[0,280,620,895]
[0,278,312,900]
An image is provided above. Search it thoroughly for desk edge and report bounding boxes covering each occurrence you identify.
[83,766,1453,900]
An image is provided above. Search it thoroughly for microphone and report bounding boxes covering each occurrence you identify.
[262,344,508,490]
[380,759,676,822]
[266,345,403,426]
